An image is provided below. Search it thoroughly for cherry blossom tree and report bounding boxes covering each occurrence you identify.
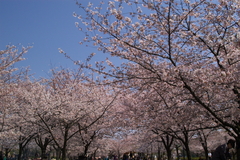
[115,83,212,160]
[189,128,233,159]
[71,120,108,158]
[72,0,240,159]
[15,68,118,160]
[35,134,53,159]
[0,45,31,134]
[0,45,31,160]
[17,126,37,160]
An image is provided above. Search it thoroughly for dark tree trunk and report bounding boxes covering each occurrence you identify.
[175,145,180,160]
[55,147,61,160]
[184,145,191,160]
[17,143,23,160]
[35,135,52,159]
[5,148,10,159]
[161,135,174,160]
[236,138,240,160]
[157,143,161,160]
[18,135,34,160]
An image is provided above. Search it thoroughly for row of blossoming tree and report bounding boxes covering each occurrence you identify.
[0,45,124,160]
[1,0,240,160]
[68,0,240,160]
[1,43,235,160]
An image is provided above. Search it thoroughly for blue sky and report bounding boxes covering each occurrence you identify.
[0,0,106,78]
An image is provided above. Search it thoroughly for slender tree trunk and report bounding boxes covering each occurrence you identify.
[182,149,186,160]
[84,144,90,157]
[93,149,98,160]
[5,148,10,159]
[203,144,209,160]
[180,127,191,160]
[157,144,161,160]
[60,126,70,160]
[56,148,61,160]
[61,138,68,160]
[175,145,180,160]
[236,138,240,160]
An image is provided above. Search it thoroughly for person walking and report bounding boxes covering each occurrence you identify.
[212,139,235,160]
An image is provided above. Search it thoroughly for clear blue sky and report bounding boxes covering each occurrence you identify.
[0,0,107,78]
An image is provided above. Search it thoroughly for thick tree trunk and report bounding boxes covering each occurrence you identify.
[84,144,90,157]
[35,136,52,159]
[41,149,47,159]
[184,145,191,160]
[18,144,23,160]
[161,135,174,160]
[166,148,172,160]
[61,148,67,160]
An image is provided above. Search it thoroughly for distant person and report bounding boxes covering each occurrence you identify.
[212,139,235,160]
[208,152,212,160]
